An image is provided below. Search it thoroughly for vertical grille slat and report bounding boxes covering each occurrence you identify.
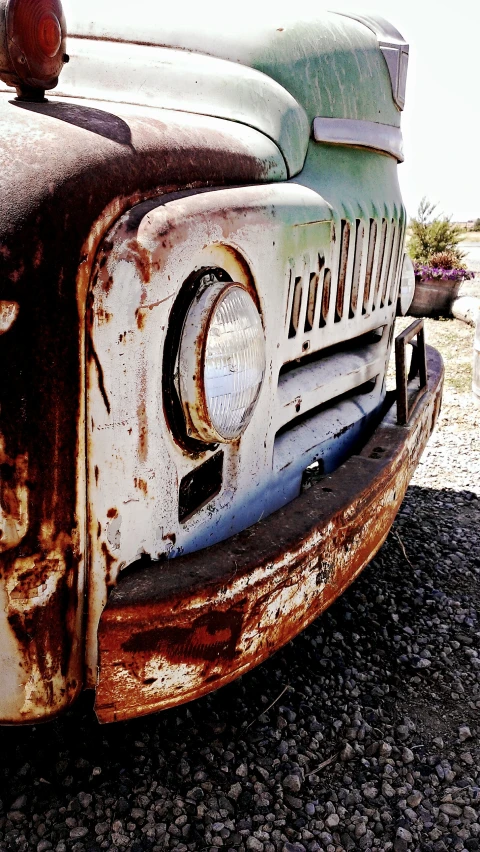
[320,267,331,328]
[288,276,303,338]
[373,218,388,310]
[335,220,350,323]
[304,272,317,332]
[388,223,404,306]
[349,219,365,318]
[380,221,395,307]
[305,254,324,332]
[362,219,377,314]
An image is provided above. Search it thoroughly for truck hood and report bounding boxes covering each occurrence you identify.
[52,2,402,177]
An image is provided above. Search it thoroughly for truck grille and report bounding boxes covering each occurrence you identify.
[286,217,403,348]
[280,216,403,450]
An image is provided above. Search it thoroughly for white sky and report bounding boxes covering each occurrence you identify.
[64,0,480,222]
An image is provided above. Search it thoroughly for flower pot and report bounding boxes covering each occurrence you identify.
[408,277,462,318]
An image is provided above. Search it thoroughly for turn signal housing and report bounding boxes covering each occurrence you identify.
[0,0,67,99]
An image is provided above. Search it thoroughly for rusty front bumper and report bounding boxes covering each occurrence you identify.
[95,344,443,723]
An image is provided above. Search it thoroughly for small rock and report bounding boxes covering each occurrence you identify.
[379,742,392,758]
[340,744,355,762]
[354,821,367,839]
[77,792,92,809]
[407,791,423,808]
[69,827,88,839]
[282,774,302,793]
[440,803,462,817]
[382,781,395,798]
[464,806,477,820]
[236,763,248,777]
[394,826,412,852]
[459,725,472,742]
[228,782,242,800]
[363,785,378,800]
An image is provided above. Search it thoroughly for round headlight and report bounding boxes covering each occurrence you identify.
[398,253,415,316]
[178,281,265,443]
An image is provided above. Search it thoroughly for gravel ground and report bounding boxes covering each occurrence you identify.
[1,319,479,852]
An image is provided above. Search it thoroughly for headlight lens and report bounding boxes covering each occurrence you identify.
[178,281,265,443]
[398,253,415,316]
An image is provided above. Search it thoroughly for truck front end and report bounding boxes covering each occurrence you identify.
[0,0,443,723]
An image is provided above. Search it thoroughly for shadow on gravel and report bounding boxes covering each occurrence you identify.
[1,485,479,852]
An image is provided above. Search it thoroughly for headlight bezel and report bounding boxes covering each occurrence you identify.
[177,278,266,444]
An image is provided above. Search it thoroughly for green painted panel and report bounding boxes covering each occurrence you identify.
[251,16,400,128]
[293,141,405,225]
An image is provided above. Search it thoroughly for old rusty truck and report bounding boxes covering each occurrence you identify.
[0,0,443,723]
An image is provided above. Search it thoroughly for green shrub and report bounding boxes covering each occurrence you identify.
[408,198,464,265]
[472,218,480,231]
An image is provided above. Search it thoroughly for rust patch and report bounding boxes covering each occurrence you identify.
[95,306,112,324]
[135,308,145,330]
[136,349,148,463]
[101,541,117,587]
[123,607,244,662]
[0,437,28,552]
[136,479,148,495]
[123,239,151,284]
[87,334,111,415]
[4,527,81,714]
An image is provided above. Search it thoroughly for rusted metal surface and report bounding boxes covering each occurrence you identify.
[0,92,285,722]
[395,319,428,425]
[95,345,443,723]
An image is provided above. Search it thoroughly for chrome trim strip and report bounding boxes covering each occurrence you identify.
[312,117,404,162]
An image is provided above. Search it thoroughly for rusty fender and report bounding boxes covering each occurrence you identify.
[95,345,444,723]
[0,93,285,722]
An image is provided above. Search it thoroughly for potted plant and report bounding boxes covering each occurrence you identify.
[407,199,474,317]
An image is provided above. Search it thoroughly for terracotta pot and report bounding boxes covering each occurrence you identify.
[408,277,462,318]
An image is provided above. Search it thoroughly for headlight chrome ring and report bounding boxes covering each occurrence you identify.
[178,280,266,443]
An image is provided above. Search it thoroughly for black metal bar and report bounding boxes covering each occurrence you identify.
[395,319,428,425]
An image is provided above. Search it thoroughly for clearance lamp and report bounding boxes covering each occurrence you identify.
[0,0,67,100]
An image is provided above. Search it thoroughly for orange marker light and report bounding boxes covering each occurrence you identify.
[37,11,62,58]
[0,0,67,99]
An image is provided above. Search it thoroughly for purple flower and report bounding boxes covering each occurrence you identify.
[413,262,474,283]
